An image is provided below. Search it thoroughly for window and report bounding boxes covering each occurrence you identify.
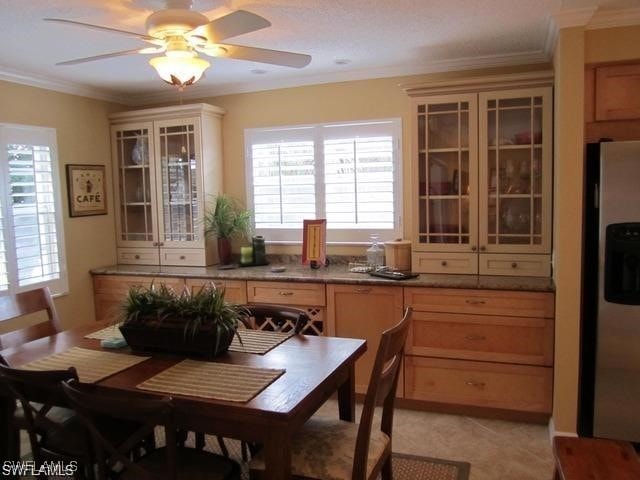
[0,124,67,295]
[245,119,402,243]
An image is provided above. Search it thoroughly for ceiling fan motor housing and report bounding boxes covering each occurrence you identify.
[146,8,208,38]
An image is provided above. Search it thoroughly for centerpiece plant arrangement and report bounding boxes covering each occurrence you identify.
[118,282,246,358]
[204,194,253,265]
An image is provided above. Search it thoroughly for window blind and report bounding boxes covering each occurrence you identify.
[246,119,401,243]
[0,125,67,295]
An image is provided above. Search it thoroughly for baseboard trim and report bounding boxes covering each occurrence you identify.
[548,417,579,444]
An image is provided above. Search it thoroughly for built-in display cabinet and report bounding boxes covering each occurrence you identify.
[109,104,224,266]
[404,72,554,276]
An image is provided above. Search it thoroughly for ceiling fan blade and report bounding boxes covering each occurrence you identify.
[55,47,165,66]
[190,10,271,44]
[44,18,159,43]
[214,43,311,68]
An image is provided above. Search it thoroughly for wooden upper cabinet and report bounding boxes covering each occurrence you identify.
[595,63,640,121]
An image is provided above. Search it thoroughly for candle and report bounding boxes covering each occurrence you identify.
[240,246,253,265]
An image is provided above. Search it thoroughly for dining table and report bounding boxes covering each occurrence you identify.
[0,320,367,479]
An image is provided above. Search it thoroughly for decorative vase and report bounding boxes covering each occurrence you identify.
[217,237,233,265]
[131,136,146,165]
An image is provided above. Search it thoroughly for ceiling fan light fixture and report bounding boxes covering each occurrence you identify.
[149,54,210,87]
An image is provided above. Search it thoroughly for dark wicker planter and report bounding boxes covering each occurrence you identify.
[119,321,235,358]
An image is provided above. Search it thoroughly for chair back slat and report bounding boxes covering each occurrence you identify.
[0,287,62,350]
[62,380,176,480]
[352,307,412,480]
[240,303,311,334]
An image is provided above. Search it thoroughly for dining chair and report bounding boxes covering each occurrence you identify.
[0,286,62,351]
[0,362,97,478]
[0,287,64,460]
[249,306,413,480]
[61,379,241,480]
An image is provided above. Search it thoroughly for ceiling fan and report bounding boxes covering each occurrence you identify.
[45,0,312,88]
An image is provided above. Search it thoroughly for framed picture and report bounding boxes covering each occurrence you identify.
[66,164,107,217]
[301,219,327,268]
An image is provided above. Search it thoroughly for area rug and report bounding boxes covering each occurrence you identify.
[391,452,471,480]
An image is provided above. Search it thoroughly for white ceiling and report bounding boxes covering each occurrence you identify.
[0,0,639,105]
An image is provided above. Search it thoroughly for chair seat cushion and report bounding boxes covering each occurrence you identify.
[120,446,239,480]
[249,418,390,480]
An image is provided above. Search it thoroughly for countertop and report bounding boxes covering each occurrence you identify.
[90,263,555,292]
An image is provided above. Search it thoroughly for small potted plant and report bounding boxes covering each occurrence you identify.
[204,194,252,265]
[118,282,245,358]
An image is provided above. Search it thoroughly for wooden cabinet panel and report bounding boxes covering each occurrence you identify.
[185,278,247,304]
[92,275,185,322]
[406,310,554,366]
[247,281,325,307]
[412,252,477,275]
[595,63,640,121]
[404,356,552,413]
[479,254,551,277]
[404,287,554,318]
[327,284,404,395]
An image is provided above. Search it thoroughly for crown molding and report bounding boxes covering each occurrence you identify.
[126,50,549,105]
[544,15,560,61]
[587,7,640,30]
[0,66,130,105]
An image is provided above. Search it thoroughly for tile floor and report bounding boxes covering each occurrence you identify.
[20,400,555,480]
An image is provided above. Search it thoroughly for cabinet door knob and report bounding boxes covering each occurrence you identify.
[480,246,486,252]
[465,299,486,305]
[180,255,186,260]
[465,380,486,388]
[278,291,294,296]
[511,262,518,268]
[441,261,448,267]
[354,287,372,294]
[159,242,164,247]
[134,255,140,260]
[471,246,477,252]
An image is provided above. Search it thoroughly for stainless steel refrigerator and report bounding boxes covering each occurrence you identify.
[579,140,640,442]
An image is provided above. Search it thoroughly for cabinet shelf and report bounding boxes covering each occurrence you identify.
[488,193,543,199]
[121,164,148,169]
[420,147,470,154]
[488,144,542,150]
[420,194,470,200]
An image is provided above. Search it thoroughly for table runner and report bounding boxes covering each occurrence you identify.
[19,347,149,383]
[228,329,293,355]
[85,325,124,340]
[137,359,285,402]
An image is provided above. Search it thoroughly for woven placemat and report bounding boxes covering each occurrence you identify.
[137,359,285,402]
[85,325,124,340]
[228,329,293,355]
[19,347,150,383]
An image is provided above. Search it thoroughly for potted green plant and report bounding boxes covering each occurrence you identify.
[118,282,245,358]
[204,194,252,265]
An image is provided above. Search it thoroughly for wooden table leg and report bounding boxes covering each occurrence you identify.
[264,430,291,480]
[337,364,356,422]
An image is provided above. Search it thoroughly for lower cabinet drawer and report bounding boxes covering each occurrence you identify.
[412,252,478,274]
[479,254,551,277]
[160,248,206,267]
[406,311,554,366]
[117,248,160,265]
[186,278,247,304]
[247,281,326,307]
[404,356,553,413]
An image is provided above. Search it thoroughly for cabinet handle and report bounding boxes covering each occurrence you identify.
[465,380,486,388]
[152,242,158,247]
[465,299,486,305]
[441,261,447,267]
[180,255,186,260]
[134,255,140,260]
[480,246,486,252]
[471,246,477,252]
[278,291,294,296]
[159,242,164,246]
[511,262,518,269]
[354,287,372,293]
[464,334,486,341]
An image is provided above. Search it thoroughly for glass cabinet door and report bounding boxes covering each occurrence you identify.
[113,125,156,244]
[415,94,478,251]
[155,119,202,247]
[479,88,552,253]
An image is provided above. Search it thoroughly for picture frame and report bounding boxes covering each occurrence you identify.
[66,164,107,217]
[302,219,327,268]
